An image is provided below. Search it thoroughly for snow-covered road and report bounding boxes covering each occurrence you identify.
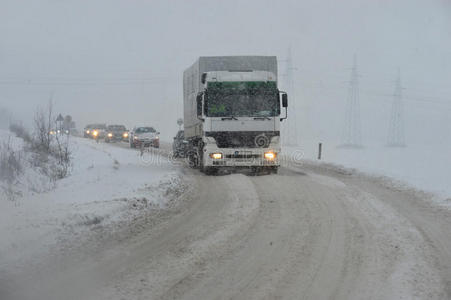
[3,140,451,300]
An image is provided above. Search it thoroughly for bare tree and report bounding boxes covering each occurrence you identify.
[30,100,72,179]
[53,130,72,179]
[33,100,54,153]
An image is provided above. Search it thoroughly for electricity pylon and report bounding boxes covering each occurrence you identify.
[387,69,406,147]
[281,47,299,146]
[341,54,362,147]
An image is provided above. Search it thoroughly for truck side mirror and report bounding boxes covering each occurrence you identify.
[196,93,203,119]
[282,94,288,108]
[201,73,207,84]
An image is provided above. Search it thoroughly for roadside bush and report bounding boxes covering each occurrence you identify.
[50,133,72,179]
[29,102,72,180]
[8,102,73,183]
[0,138,23,184]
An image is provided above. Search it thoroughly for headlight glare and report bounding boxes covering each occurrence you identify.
[264,151,276,160]
[210,153,222,159]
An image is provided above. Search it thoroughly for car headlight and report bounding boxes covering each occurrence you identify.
[210,153,222,159]
[264,151,276,160]
[155,136,159,139]
[108,133,113,137]
[133,136,138,140]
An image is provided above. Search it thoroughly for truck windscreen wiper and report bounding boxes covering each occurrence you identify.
[221,116,238,120]
[253,116,271,120]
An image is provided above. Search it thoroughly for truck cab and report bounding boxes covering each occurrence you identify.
[193,70,287,174]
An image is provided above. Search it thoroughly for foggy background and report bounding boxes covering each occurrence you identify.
[1,0,450,145]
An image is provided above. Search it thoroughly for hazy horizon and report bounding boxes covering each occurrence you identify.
[1,0,450,145]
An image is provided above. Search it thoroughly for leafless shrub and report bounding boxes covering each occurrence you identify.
[52,132,72,179]
[32,102,54,153]
[0,137,23,184]
[28,101,72,179]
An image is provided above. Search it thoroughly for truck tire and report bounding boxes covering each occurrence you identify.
[187,151,197,168]
[203,167,218,175]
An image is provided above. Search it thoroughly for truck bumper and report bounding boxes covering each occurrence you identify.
[202,146,280,168]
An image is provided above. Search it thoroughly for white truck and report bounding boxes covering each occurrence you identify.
[183,56,288,175]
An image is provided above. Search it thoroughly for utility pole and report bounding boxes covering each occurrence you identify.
[281,47,299,146]
[387,69,405,147]
[341,54,362,147]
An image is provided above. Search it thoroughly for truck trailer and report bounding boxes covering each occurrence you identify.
[183,56,288,174]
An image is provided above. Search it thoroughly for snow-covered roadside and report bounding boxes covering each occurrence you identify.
[283,140,451,207]
[0,131,181,273]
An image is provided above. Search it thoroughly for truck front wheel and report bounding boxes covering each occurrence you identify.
[203,167,218,175]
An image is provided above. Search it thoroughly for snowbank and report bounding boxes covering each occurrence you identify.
[283,140,451,203]
[0,131,180,272]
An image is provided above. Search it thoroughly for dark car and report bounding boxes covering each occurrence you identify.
[105,125,128,142]
[129,126,160,148]
[83,124,94,138]
[89,124,107,139]
[172,130,187,157]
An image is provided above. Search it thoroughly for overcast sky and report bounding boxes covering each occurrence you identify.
[1,0,450,143]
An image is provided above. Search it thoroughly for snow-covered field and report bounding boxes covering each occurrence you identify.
[0,130,181,273]
[284,140,451,202]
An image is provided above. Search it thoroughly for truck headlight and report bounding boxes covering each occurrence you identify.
[108,133,113,137]
[123,132,129,138]
[264,151,276,160]
[92,130,98,136]
[86,130,90,134]
[210,153,222,159]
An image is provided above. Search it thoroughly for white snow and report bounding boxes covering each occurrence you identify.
[0,130,180,271]
[283,140,451,203]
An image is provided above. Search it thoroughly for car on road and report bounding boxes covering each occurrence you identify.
[172,130,187,157]
[105,124,128,142]
[89,124,107,140]
[129,126,160,148]
[83,124,94,138]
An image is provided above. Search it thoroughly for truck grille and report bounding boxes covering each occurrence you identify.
[205,131,279,148]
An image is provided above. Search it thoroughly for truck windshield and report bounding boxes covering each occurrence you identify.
[205,81,280,117]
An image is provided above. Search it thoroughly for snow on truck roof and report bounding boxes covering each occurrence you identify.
[185,56,278,78]
[205,70,276,82]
